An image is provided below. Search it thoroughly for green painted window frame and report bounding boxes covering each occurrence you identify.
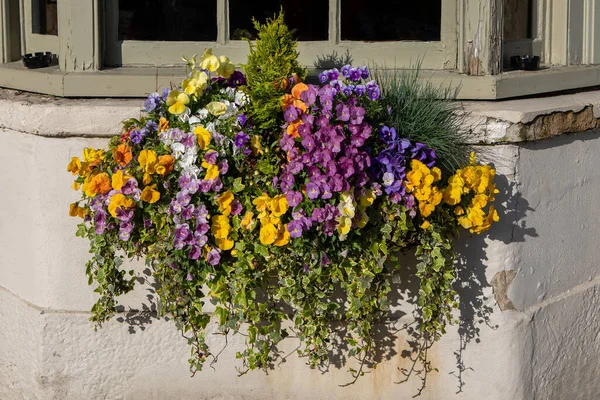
[103,0,458,70]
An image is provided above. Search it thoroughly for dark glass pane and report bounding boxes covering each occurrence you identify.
[119,0,217,41]
[504,0,533,40]
[341,0,441,42]
[229,0,328,41]
[32,0,58,35]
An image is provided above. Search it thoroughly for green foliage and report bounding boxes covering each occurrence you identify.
[374,65,471,174]
[242,10,306,134]
[313,49,353,70]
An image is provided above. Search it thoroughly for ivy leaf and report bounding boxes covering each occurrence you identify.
[422,307,433,322]
[232,178,246,193]
[215,306,229,326]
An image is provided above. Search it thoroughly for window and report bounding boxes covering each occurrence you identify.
[22,0,59,54]
[1,0,600,99]
[104,0,456,69]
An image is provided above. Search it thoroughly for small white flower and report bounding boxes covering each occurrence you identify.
[178,108,191,123]
[170,142,186,159]
[235,91,248,107]
[178,152,198,168]
[382,172,395,187]
[206,122,217,134]
[182,165,201,178]
[225,87,236,99]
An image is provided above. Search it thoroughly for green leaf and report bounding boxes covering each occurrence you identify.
[215,306,229,325]
[232,178,246,193]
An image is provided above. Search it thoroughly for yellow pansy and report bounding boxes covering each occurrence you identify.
[182,70,208,96]
[252,193,271,212]
[83,148,105,163]
[141,185,160,204]
[260,223,278,245]
[420,220,431,229]
[206,101,227,116]
[250,136,264,156]
[443,184,463,205]
[359,189,375,207]
[111,169,130,191]
[201,162,219,181]
[473,206,500,234]
[165,90,190,115]
[199,48,220,72]
[211,215,231,239]
[336,216,352,236]
[67,157,81,175]
[270,195,288,217]
[69,203,86,218]
[216,237,234,251]
[138,149,158,174]
[71,181,81,191]
[181,54,197,71]
[216,55,235,78]
[158,117,169,133]
[471,194,489,209]
[273,224,290,247]
[216,190,235,215]
[155,155,175,176]
[108,193,136,218]
[355,207,369,229]
[194,126,211,150]
[240,211,255,230]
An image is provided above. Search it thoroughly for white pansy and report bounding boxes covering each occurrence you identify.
[206,122,217,134]
[178,107,191,123]
[382,172,394,187]
[224,87,236,99]
[170,142,186,159]
[182,165,201,178]
[178,153,198,170]
[234,91,249,107]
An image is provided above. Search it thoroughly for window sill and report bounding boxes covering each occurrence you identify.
[1,62,600,100]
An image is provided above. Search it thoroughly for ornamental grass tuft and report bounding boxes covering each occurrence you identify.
[373,65,471,174]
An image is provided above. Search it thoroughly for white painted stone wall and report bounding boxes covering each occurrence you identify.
[1,89,599,400]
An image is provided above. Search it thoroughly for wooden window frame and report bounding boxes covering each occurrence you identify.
[103,0,458,70]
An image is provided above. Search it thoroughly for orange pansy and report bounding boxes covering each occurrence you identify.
[113,144,133,167]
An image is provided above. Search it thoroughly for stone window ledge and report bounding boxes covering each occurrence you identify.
[463,90,600,144]
[1,85,599,145]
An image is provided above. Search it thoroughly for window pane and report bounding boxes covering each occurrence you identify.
[341,0,441,41]
[229,0,328,41]
[118,0,217,41]
[32,0,58,35]
[504,0,533,40]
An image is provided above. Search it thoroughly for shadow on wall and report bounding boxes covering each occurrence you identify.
[111,161,538,392]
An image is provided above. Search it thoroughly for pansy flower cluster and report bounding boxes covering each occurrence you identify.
[68,42,500,378]
[69,49,257,272]
[274,68,385,240]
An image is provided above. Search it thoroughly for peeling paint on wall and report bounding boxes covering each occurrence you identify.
[491,270,517,311]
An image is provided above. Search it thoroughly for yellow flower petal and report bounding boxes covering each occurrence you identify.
[141,185,160,204]
[206,101,227,116]
[194,126,211,150]
[259,223,278,245]
[273,224,290,247]
[67,157,81,175]
[199,48,220,72]
[216,237,234,251]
